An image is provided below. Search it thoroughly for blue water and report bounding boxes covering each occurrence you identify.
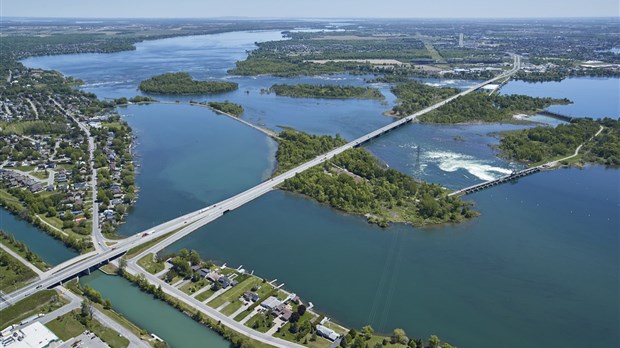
[20,31,620,348]
[167,166,619,348]
[0,209,78,265]
[501,77,620,119]
[116,103,276,236]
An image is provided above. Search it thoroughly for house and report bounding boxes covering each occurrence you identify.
[316,325,340,341]
[243,291,260,302]
[73,182,87,190]
[260,296,281,310]
[218,275,231,288]
[198,268,211,278]
[207,272,221,283]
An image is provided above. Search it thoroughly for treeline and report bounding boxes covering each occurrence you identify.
[269,84,384,100]
[207,101,244,116]
[500,118,620,165]
[418,92,571,123]
[275,129,348,174]
[515,68,620,83]
[281,147,477,227]
[390,80,460,116]
[138,72,238,95]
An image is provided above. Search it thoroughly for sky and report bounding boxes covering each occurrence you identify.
[1,0,619,19]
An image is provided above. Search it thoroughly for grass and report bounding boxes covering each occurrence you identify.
[221,299,245,316]
[0,189,24,208]
[30,170,49,180]
[366,336,408,348]
[244,312,274,333]
[208,277,261,309]
[0,290,66,328]
[13,165,35,172]
[180,278,210,295]
[195,287,216,302]
[124,231,174,259]
[279,311,316,345]
[0,250,38,293]
[99,263,119,275]
[46,310,130,348]
[232,283,276,322]
[137,253,164,274]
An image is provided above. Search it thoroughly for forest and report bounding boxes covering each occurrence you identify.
[138,72,238,95]
[499,118,620,165]
[281,147,478,227]
[389,80,460,116]
[207,101,244,116]
[269,84,384,100]
[417,92,571,123]
[274,129,348,174]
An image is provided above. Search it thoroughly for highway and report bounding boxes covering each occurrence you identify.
[2,55,520,340]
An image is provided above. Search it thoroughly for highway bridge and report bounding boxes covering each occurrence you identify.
[1,54,521,310]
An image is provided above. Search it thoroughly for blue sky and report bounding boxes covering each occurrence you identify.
[2,0,619,18]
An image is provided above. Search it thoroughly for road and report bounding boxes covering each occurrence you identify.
[123,264,306,348]
[50,99,107,253]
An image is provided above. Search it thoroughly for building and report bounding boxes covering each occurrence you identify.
[243,291,260,302]
[0,322,60,348]
[260,296,281,310]
[316,324,340,342]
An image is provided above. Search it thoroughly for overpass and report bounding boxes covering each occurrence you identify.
[1,54,521,309]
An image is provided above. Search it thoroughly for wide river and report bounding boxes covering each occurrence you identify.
[11,30,619,347]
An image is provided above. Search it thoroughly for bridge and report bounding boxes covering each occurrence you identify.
[448,166,541,196]
[538,110,574,122]
[1,54,521,310]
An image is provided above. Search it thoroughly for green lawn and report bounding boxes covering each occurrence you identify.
[244,312,274,333]
[0,290,66,328]
[137,253,164,274]
[47,310,129,348]
[208,277,261,309]
[180,278,210,295]
[0,250,37,293]
[221,299,245,316]
[30,171,49,180]
[195,287,216,302]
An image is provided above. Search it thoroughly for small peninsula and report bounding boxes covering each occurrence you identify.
[276,130,478,227]
[207,101,244,116]
[269,83,384,100]
[138,72,238,95]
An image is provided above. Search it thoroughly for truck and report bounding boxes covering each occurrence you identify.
[142,229,155,237]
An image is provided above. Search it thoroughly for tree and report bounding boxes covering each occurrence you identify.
[289,311,301,323]
[361,325,374,339]
[103,298,112,309]
[392,328,408,345]
[429,335,440,348]
[80,300,93,319]
[297,304,307,316]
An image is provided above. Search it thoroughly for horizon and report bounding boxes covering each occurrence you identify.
[2,0,619,19]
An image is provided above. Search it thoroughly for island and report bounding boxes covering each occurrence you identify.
[498,117,620,166]
[388,80,572,123]
[275,130,478,227]
[268,84,384,100]
[207,101,244,116]
[138,72,238,95]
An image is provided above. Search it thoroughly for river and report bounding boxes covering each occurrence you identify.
[14,30,620,347]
